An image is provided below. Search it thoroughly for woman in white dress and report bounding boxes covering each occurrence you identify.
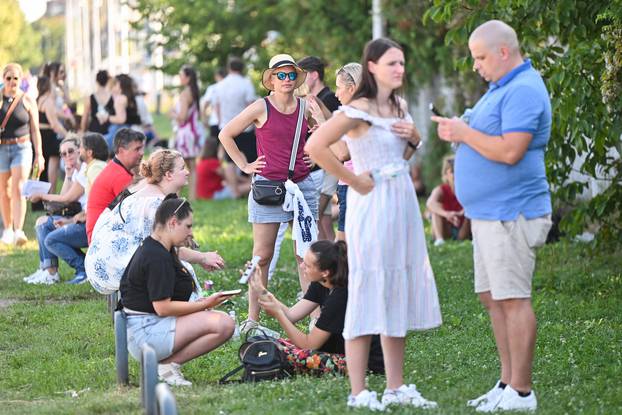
[306,38,442,410]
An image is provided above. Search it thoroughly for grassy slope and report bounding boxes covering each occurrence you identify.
[0,198,620,414]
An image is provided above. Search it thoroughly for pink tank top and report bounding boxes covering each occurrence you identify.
[255,97,310,182]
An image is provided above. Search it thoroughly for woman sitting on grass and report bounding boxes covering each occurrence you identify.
[120,196,235,387]
[249,240,384,375]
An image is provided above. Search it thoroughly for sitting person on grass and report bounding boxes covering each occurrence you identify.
[426,155,471,246]
[249,240,384,376]
[25,133,108,285]
[120,196,235,387]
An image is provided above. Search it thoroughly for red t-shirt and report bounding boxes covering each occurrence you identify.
[440,183,465,227]
[196,158,224,199]
[86,158,133,243]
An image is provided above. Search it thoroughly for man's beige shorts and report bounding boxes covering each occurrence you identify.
[472,214,552,300]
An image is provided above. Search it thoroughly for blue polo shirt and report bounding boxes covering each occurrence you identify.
[454,59,552,220]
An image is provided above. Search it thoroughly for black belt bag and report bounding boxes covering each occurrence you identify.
[251,97,306,206]
[252,180,286,206]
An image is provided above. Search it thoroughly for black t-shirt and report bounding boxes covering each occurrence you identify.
[120,236,194,313]
[304,282,385,373]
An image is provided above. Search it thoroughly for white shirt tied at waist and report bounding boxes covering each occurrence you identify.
[371,161,410,182]
[283,179,318,258]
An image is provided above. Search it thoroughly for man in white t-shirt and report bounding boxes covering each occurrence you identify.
[200,68,226,139]
[213,57,257,197]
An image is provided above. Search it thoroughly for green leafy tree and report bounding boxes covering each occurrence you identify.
[0,0,42,69]
[425,0,622,245]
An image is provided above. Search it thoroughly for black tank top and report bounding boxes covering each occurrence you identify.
[88,94,115,133]
[0,95,30,138]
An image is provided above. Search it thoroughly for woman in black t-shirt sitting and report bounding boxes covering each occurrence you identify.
[250,240,384,375]
[120,196,235,386]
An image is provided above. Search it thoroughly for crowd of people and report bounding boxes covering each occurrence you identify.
[0,18,553,413]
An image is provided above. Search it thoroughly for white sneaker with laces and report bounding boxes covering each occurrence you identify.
[495,386,537,412]
[347,389,385,411]
[382,384,437,409]
[239,319,259,335]
[469,380,504,412]
[28,271,60,285]
[24,269,45,283]
[1,229,14,245]
[433,238,445,247]
[158,362,192,387]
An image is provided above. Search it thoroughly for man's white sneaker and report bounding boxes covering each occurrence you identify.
[495,386,537,412]
[28,271,60,285]
[469,380,504,411]
[347,389,385,411]
[24,269,45,283]
[1,229,14,245]
[381,384,437,409]
[158,362,192,387]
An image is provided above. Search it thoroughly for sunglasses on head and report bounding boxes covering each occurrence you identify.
[60,148,76,158]
[273,71,297,81]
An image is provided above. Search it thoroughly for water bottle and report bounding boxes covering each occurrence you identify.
[229,311,240,341]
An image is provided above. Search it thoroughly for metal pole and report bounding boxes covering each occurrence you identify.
[372,0,385,39]
[155,383,178,415]
[140,344,158,415]
[114,310,129,385]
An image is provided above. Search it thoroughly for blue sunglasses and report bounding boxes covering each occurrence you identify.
[274,71,298,81]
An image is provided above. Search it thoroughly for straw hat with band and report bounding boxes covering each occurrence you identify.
[261,54,307,91]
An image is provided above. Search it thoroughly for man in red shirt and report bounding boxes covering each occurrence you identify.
[86,128,145,242]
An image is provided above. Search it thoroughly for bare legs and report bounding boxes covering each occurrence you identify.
[345,336,372,395]
[0,171,11,230]
[346,335,406,396]
[479,292,536,391]
[161,310,234,364]
[249,223,281,321]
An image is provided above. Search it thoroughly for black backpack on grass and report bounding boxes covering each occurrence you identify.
[219,332,292,383]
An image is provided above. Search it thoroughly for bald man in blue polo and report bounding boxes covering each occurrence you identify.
[432,20,552,412]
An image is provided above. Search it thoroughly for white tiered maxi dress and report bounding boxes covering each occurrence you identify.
[339,105,442,339]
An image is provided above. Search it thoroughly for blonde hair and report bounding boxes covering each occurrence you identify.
[139,149,183,184]
[336,62,362,87]
[60,132,81,149]
[3,63,23,77]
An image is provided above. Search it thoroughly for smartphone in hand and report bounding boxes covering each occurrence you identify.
[218,289,243,297]
[429,103,444,117]
[239,255,261,284]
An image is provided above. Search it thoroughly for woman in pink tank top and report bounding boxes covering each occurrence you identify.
[218,54,319,332]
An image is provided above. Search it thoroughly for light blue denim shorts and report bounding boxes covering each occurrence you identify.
[126,314,176,362]
[248,174,319,224]
[0,142,33,173]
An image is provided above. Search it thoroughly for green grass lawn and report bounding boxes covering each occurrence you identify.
[1,199,621,414]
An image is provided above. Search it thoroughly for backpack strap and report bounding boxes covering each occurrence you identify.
[218,364,245,384]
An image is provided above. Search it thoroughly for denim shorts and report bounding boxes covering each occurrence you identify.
[126,313,176,362]
[248,174,319,224]
[0,141,33,173]
[336,184,348,232]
